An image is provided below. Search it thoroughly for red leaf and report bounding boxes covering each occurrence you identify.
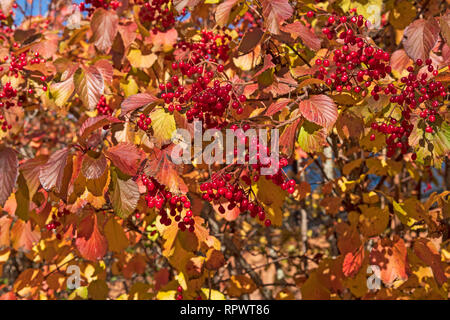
[19,155,49,200]
[74,65,105,110]
[369,237,408,285]
[76,214,107,261]
[342,246,364,277]
[266,98,292,116]
[281,22,321,51]
[145,146,188,195]
[79,115,122,141]
[279,109,301,156]
[390,49,412,73]
[413,238,447,286]
[298,95,338,128]
[402,18,440,61]
[261,0,293,35]
[0,145,18,206]
[104,143,144,176]
[39,148,70,192]
[90,8,119,52]
[254,54,276,77]
[93,60,114,85]
[81,152,108,179]
[215,0,239,27]
[121,93,159,114]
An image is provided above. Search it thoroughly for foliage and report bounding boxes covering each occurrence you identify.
[0,0,448,300]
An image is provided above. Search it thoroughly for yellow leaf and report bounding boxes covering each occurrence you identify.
[200,288,226,300]
[150,107,176,146]
[127,49,157,69]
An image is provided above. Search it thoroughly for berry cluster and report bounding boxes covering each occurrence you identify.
[142,174,195,232]
[138,0,182,34]
[3,51,44,78]
[79,0,121,13]
[158,63,246,128]
[96,95,112,115]
[314,14,391,97]
[137,113,152,131]
[200,174,273,227]
[45,207,71,240]
[175,30,231,64]
[370,59,447,159]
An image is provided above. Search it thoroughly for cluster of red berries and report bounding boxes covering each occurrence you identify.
[137,113,152,131]
[142,174,195,232]
[2,51,44,78]
[0,82,18,132]
[96,95,112,115]
[78,0,121,13]
[369,59,447,159]
[158,62,246,128]
[45,208,71,240]
[0,115,11,132]
[200,173,273,227]
[138,0,182,34]
[175,30,231,64]
[313,14,392,97]
[0,6,14,32]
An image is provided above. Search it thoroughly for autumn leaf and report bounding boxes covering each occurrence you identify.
[74,65,105,110]
[79,115,122,142]
[90,8,119,52]
[11,220,40,252]
[149,107,177,147]
[413,238,447,286]
[121,93,159,115]
[298,95,338,128]
[281,21,321,50]
[39,148,70,193]
[104,217,129,253]
[75,213,108,261]
[238,28,264,55]
[369,237,408,285]
[81,152,108,180]
[215,0,240,27]
[0,145,18,206]
[104,143,144,176]
[111,171,140,218]
[343,245,365,277]
[261,0,293,35]
[402,19,440,61]
[145,147,188,195]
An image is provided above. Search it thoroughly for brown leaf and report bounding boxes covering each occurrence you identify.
[281,21,321,51]
[39,148,70,192]
[413,238,447,286]
[402,18,440,61]
[74,65,105,110]
[299,95,338,128]
[238,28,264,55]
[215,0,239,27]
[390,49,412,73]
[11,220,40,251]
[440,12,450,45]
[81,152,108,179]
[19,155,48,200]
[111,172,140,218]
[0,145,18,206]
[91,8,119,52]
[261,0,293,35]
[104,143,144,176]
[121,93,159,115]
[104,217,129,253]
[79,115,122,142]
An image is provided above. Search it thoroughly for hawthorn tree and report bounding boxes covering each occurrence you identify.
[0,0,448,300]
